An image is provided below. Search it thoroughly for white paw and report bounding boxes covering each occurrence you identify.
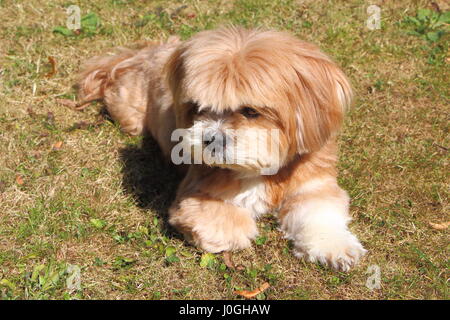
[294,230,367,272]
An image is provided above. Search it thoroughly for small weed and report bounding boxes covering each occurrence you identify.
[165,246,180,264]
[403,9,449,42]
[199,253,217,269]
[54,12,102,37]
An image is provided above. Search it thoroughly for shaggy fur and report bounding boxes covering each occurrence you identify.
[77,26,366,271]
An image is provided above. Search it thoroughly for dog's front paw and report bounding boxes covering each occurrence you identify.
[169,197,258,253]
[192,219,258,253]
[294,230,367,272]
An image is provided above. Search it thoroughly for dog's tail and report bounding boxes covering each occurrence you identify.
[76,38,179,136]
[76,44,155,136]
[76,48,139,108]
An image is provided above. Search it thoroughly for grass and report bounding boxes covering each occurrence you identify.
[0,0,448,300]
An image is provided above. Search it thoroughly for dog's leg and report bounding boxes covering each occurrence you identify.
[169,196,258,253]
[279,178,366,271]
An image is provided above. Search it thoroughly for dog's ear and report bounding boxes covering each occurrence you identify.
[164,47,189,129]
[290,44,352,153]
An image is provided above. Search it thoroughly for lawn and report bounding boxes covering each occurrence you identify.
[0,0,448,300]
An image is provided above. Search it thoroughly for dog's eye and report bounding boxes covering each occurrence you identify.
[240,107,259,119]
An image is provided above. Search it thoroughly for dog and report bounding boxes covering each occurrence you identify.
[77,26,366,271]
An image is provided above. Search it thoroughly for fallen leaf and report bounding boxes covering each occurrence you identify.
[223,251,235,269]
[234,282,270,299]
[45,56,57,78]
[47,112,55,123]
[52,141,63,150]
[429,221,450,230]
[27,107,36,118]
[15,175,24,185]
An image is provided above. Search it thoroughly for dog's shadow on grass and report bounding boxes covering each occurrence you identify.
[118,135,184,239]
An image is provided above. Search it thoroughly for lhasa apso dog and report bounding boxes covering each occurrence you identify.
[77,26,366,271]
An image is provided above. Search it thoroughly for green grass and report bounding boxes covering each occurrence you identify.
[0,0,448,300]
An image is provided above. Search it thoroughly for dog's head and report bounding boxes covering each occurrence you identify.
[165,26,352,175]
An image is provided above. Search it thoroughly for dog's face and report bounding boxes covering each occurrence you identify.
[165,27,352,175]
